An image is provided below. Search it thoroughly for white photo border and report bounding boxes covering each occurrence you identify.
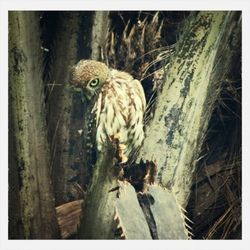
[1,1,249,250]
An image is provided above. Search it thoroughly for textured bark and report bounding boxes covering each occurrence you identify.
[9,11,59,238]
[138,11,241,207]
[90,11,110,61]
[56,199,84,239]
[47,12,82,205]
[78,144,118,239]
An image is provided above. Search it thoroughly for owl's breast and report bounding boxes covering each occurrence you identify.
[91,69,146,159]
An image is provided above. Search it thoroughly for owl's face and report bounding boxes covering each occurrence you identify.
[70,60,110,100]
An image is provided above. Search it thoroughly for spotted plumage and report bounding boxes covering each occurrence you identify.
[71,59,146,162]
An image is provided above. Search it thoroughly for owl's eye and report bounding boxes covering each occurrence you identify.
[89,78,100,87]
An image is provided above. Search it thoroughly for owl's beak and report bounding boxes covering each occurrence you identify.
[68,84,94,102]
[83,92,92,101]
[84,86,97,101]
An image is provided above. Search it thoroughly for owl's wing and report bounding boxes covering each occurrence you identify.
[125,79,146,156]
[92,71,146,161]
[131,79,146,112]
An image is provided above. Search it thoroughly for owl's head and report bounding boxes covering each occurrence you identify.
[70,60,109,100]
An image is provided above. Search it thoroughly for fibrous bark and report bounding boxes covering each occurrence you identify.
[46,12,82,205]
[138,11,241,207]
[78,144,118,239]
[9,11,59,239]
[90,11,110,61]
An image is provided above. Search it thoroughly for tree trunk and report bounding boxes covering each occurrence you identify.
[78,144,119,239]
[138,11,241,207]
[9,11,60,239]
[90,11,110,61]
[46,12,83,205]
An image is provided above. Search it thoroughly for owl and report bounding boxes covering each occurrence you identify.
[70,60,146,163]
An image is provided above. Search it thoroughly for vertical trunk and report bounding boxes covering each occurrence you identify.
[138,11,241,207]
[47,12,82,205]
[9,11,59,238]
[90,11,110,61]
[78,144,118,239]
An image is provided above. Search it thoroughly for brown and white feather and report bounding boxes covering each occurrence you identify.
[71,60,146,162]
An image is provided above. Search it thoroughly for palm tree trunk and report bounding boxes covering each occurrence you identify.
[138,11,241,207]
[9,11,60,239]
